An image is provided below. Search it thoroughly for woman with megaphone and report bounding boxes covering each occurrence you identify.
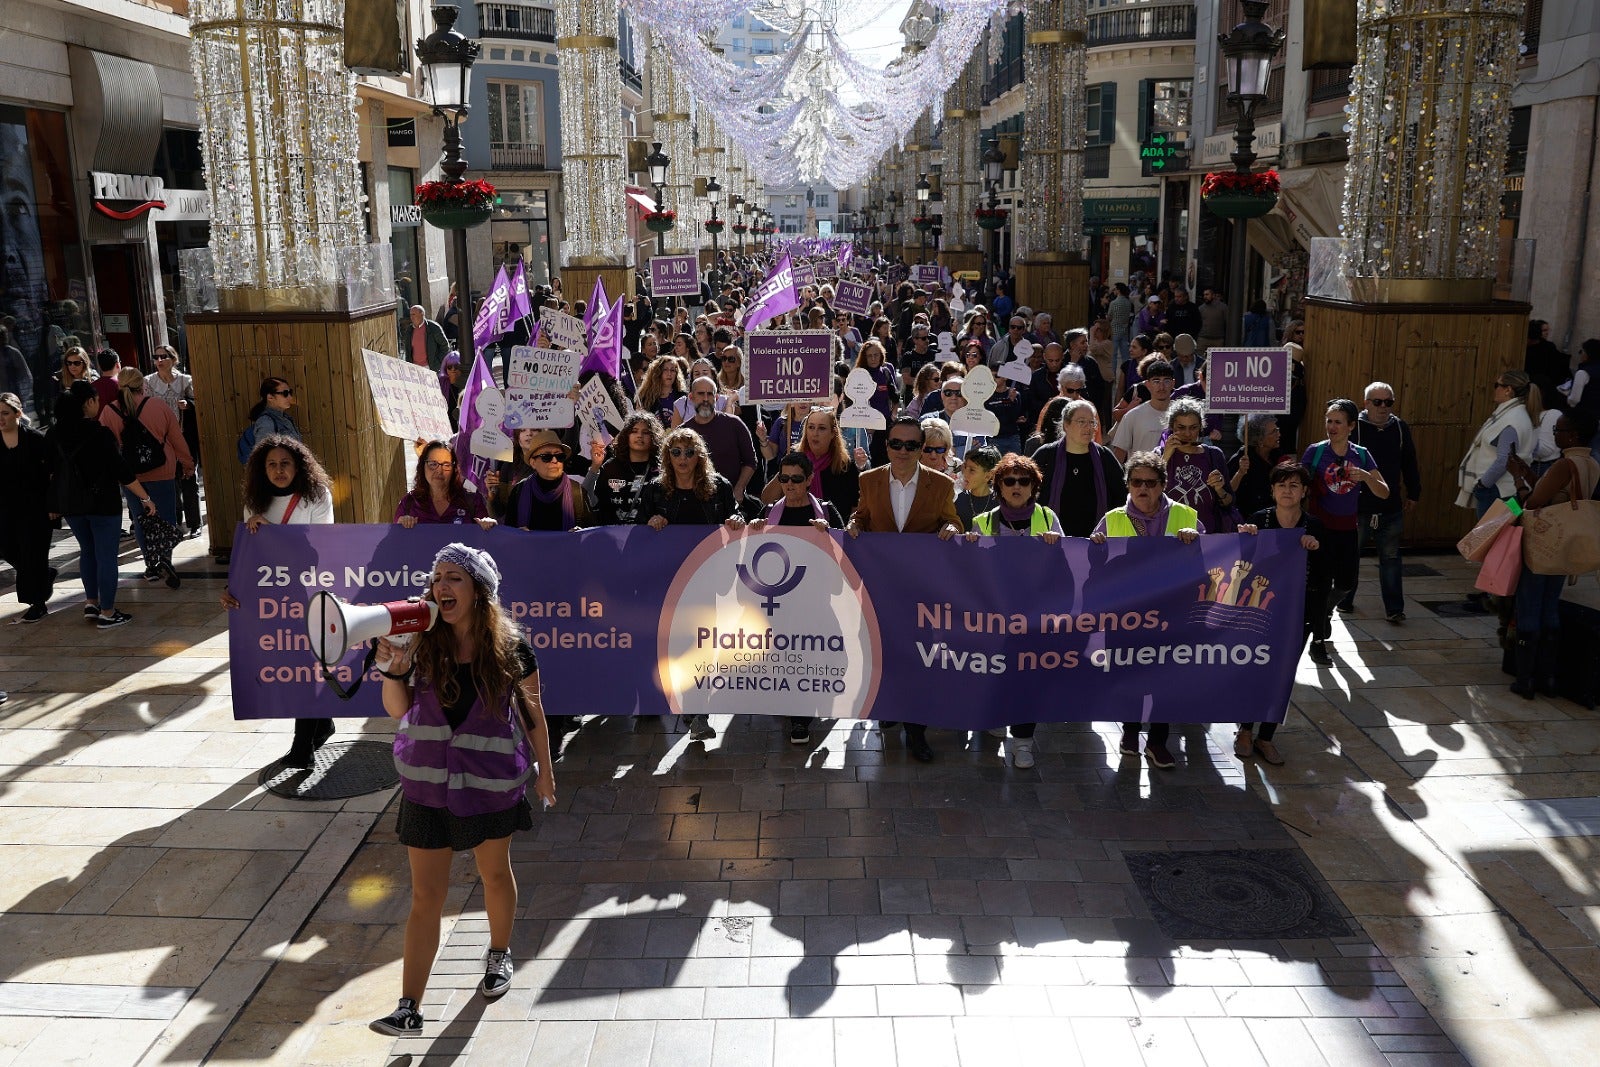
[368,543,556,1037]
[221,434,337,766]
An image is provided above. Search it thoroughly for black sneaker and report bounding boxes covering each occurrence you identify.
[83,604,101,619]
[1119,728,1141,756]
[480,948,513,998]
[1308,639,1332,666]
[21,604,47,623]
[788,720,810,745]
[161,563,181,590]
[96,610,133,629]
[369,999,423,1036]
[141,569,162,583]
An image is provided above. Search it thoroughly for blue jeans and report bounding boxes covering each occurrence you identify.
[1514,569,1564,634]
[1342,511,1405,616]
[1473,484,1501,519]
[124,479,177,564]
[1113,334,1130,366]
[65,514,122,611]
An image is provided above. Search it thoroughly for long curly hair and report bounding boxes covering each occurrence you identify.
[242,434,333,516]
[658,427,716,499]
[636,356,683,413]
[413,567,523,714]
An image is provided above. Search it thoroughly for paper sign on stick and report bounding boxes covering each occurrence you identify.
[577,375,627,439]
[540,308,586,352]
[838,368,886,430]
[362,348,453,442]
[504,345,582,428]
[468,388,513,462]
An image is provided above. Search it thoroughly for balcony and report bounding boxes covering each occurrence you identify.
[1308,66,1351,104]
[476,2,555,42]
[619,58,642,94]
[491,142,547,169]
[1088,2,1197,48]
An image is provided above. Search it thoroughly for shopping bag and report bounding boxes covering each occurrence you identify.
[1522,501,1600,575]
[1457,498,1521,562]
[1474,524,1523,597]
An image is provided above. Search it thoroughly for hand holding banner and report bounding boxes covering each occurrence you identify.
[362,348,453,442]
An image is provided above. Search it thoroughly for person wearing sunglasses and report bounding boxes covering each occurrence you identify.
[498,430,591,532]
[1340,382,1422,624]
[246,376,302,452]
[1089,451,1203,770]
[965,453,1063,769]
[846,415,962,763]
[395,441,495,529]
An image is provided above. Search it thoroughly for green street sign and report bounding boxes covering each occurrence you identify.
[1140,133,1185,177]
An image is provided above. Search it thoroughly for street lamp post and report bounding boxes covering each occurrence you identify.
[1219,0,1284,344]
[645,140,670,257]
[704,174,722,298]
[915,172,931,263]
[415,5,480,330]
[982,135,1005,286]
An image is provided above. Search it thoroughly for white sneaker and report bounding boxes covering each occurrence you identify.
[1008,738,1035,769]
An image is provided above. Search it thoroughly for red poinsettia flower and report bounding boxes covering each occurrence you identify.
[415,178,497,209]
[1200,170,1280,198]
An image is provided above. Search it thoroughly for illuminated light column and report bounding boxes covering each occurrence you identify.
[940,46,984,278]
[1341,0,1521,303]
[694,105,725,265]
[190,0,366,312]
[1012,0,1087,317]
[1304,0,1526,547]
[647,33,696,256]
[903,107,933,261]
[559,0,631,297]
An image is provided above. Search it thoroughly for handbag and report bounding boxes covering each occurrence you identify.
[1475,524,1524,597]
[1521,499,1600,576]
[1457,498,1522,562]
[137,510,183,571]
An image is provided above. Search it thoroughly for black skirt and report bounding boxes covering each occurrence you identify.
[396,794,534,851]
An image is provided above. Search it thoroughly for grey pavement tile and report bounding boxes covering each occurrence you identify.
[650,1019,717,1067]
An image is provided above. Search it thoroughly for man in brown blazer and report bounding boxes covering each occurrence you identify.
[847,415,962,761]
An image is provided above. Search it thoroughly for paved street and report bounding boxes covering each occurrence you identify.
[2,533,1599,1066]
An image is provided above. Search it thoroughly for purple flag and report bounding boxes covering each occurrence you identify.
[472,266,514,355]
[584,274,607,342]
[741,253,799,330]
[837,243,854,276]
[454,345,500,492]
[581,289,624,377]
[509,260,534,325]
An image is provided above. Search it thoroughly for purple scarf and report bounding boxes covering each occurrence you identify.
[805,448,831,499]
[766,493,825,524]
[516,474,576,530]
[998,501,1036,524]
[1048,440,1107,517]
[1126,494,1174,536]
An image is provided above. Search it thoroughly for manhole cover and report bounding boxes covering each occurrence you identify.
[1123,848,1351,940]
[258,740,399,800]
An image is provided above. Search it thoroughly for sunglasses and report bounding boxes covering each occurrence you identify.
[1128,477,1162,488]
[533,452,565,463]
[776,473,809,485]
[922,445,948,455]
[941,389,962,397]
[273,389,294,397]
[886,438,921,451]
[722,356,740,364]
[65,360,86,367]
[999,477,1034,488]
[1369,397,1395,407]
[1061,387,1084,396]
[667,446,697,458]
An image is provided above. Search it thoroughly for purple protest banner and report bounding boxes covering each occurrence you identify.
[1205,347,1293,413]
[913,264,941,286]
[650,254,702,298]
[745,330,833,404]
[228,526,1304,726]
[832,280,874,317]
[791,261,816,288]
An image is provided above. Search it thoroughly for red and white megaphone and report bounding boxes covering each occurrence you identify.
[307,591,438,672]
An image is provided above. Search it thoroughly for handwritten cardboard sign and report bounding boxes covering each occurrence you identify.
[650,254,701,298]
[540,307,586,352]
[361,348,453,442]
[746,331,833,405]
[576,374,627,442]
[504,345,581,428]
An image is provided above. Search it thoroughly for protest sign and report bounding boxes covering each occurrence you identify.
[913,264,941,286]
[746,331,832,404]
[838,368,886,430]
[504,345,581,428]
[832,280,874,317]
[361,349,453,442]
[791,260,816,288]
[650,254,701,298]
[576,374,627,441]
[229,525,1305,728]
[815,260,838,280]
[467,387,513,462]
[950,366,1001,438]
[1205,347,1292,413]
[998,359,1033,385]
[539,307,586,352]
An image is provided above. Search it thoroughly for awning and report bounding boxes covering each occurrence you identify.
[1271,163,1344,249]
[1245,210,1296,264]
[627,190,659,214]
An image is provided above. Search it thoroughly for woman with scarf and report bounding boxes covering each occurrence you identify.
[1090,450,1203,770]
[368,543,556,1037]
[499,430,592,531]
[1456,369,1538,519]
[438,352,464,432]
[758,405,861,518]
[1033,399,1125,538]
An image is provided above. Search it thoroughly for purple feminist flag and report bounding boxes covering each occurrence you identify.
[582,289,624,377]
[509,260,534,325]
[584,274,608,343]
[741,253,799,329]
[472,265,514,355]
[837,243,854,276]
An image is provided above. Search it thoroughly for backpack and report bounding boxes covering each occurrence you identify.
[236,423,258,465]
[115,399,166,474]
